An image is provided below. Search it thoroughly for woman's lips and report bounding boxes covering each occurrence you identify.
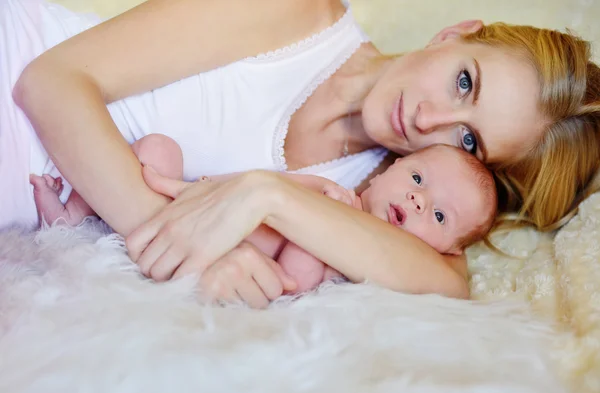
[391,94,408,141]
[388,204,406,226]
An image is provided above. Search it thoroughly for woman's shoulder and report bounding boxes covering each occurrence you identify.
[31,0,355,105]
[241,1,368,65]
[242,0,355,60]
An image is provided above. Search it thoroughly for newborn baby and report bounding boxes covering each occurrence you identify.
[248,142,497,292]
[31,135,497,293]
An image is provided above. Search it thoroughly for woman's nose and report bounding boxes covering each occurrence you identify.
[407,191,427,214]
[414,101,461,134]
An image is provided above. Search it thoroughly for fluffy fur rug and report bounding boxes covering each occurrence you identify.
[0,225,564,393]
[2,195,600,392]
[0,0,600,393]
[6,2,600,391]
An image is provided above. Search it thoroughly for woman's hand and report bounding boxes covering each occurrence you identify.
[128,165,468,299]
[128,166,279,280]
[199,241,296,309]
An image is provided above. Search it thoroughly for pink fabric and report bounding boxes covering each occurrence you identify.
[0,0,46,230]
[0,0,100,230]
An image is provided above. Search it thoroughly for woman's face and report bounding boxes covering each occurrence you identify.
[362,22,547,164]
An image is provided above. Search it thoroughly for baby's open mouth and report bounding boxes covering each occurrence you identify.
[388,204,406,226]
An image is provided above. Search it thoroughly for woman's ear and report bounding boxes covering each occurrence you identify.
[428,20,483,46]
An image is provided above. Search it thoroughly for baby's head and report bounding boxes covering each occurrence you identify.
[361,145,497,255]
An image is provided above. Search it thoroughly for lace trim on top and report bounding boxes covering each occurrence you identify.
[244,6,353,63]
[271,27,369,171]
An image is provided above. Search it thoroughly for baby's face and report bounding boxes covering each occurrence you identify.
[360,147,488,254]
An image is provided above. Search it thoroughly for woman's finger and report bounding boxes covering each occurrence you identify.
[170,244,217,280]
[148,244,189,282]
[235,279,270,309]
[251,256,301,299]
[129,171,276,275]
[172,255,210,280]
[263,258,298,293]
[142,165,192,198]
[221,290,242,305]
[127,203,192,264]
[128,173,215,262]
[246,257,284,301]
[206,282,242,305]
[134,233,171,276]
[195,242,278,308]
[199,262,241,305]
[126,217,166,263]
[229,242,288,300]
[226,247,272,308]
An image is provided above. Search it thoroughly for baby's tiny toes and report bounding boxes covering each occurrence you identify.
[29,174,45,188]
[41,174,62,192]
[55,178,64,194]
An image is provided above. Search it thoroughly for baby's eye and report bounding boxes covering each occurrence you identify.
[435,210,445,224]
[412,173,422,185]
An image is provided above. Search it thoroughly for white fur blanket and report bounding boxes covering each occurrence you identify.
[1,194,600,392]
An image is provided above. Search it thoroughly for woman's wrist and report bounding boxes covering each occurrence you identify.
[238,170,290,222]
[259,172,312,230]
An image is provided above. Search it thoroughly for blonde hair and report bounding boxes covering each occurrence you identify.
[463,23,600,232]
[454,149,498,250]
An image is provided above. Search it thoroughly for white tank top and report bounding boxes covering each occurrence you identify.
[103,2,388,189]
[2,0,388,229]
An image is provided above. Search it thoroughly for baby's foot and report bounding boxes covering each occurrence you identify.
[30,174,70,226]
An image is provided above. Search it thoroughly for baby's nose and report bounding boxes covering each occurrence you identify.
[407,192,427,214]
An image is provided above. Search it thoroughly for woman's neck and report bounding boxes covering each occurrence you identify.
[285,43,394,169]
[318,43,394,153]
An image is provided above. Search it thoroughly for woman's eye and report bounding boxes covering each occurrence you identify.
[412,173,422,185]
[456,70,472,98]
[461,128,478,155]
[435,210,445,224]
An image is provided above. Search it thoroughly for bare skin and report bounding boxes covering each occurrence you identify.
[14,0,545,302]
[33,137,492,300]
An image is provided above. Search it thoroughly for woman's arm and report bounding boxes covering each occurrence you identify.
[13,0,339,235]
[128,170,470,299]
[263,174,470,299]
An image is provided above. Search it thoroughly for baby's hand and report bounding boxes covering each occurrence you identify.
[322,184,355,206]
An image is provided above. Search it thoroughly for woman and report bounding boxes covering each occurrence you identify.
[9,0,600,305]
